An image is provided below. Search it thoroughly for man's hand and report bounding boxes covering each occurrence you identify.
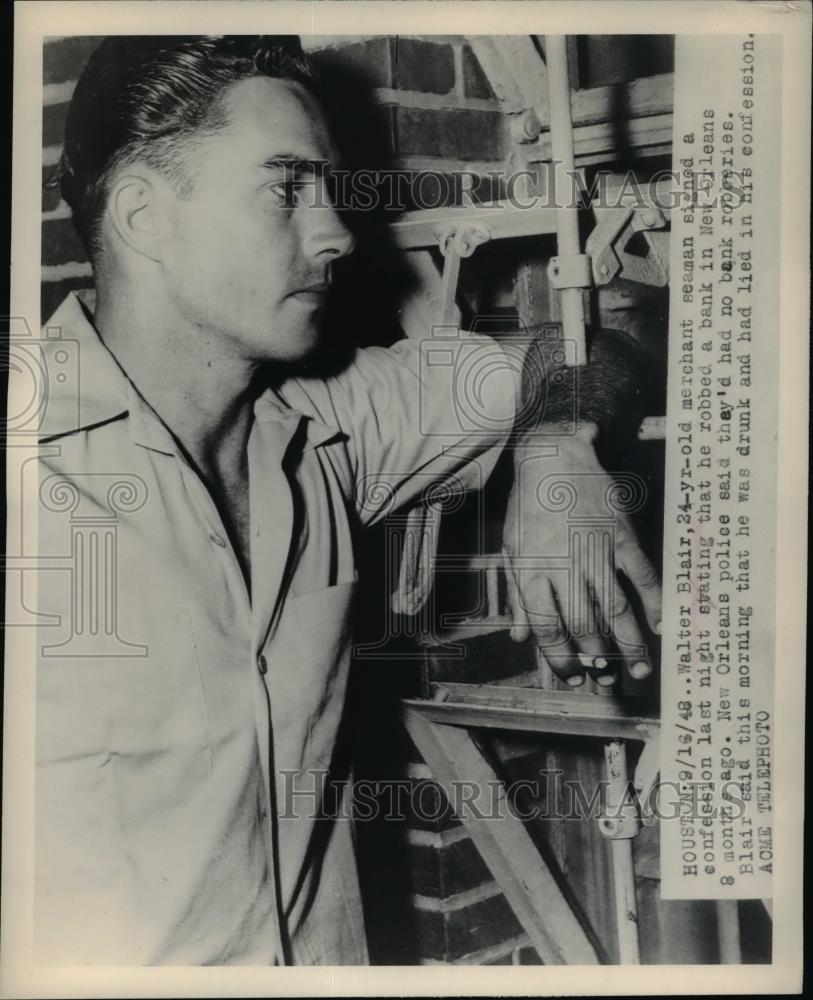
[502,422,662,687]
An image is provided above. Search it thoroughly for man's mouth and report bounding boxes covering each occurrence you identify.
[289,284,330,304]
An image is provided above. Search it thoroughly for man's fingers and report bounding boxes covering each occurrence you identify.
[501,549,530,642]
[617,540,662,635]
[566,585,615,687]
[525,576,584,686]
[536,627,583,686]
[601,587,652,681]
[506,563,584,684]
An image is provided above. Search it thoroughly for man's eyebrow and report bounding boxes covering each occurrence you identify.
[260,156,330,174]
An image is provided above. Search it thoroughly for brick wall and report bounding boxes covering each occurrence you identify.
[42,36,100,321]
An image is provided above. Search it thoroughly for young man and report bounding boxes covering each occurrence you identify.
[36,35,661,964]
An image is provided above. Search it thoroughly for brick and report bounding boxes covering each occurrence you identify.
[465,170,506,204]
[397,171,460,212]
[389,168,505,210]
[42,218,87,268]
[311,38,392,90]
[406,836,491,898]
[43,36,100,85]
[414,891,525,962]
[395,107,505,162]
[462,45,495,100]
[42,100,69,148]
[42,278,95,325]
[42,166,64,213]
[401,778,460,833]
[392,38,454,95]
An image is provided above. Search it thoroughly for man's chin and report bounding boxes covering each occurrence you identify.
[255,322,322,370]
[289,322,322,360]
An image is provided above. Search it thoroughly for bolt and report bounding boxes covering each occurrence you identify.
[640,210,660,228]
[523,109,542,140]
[599,263,610,276]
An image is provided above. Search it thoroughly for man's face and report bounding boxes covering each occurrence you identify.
[160,76,354,364]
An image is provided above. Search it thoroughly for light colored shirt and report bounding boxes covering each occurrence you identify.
[34,292,517,965]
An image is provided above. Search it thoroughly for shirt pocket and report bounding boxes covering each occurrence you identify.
[36,610,213,827]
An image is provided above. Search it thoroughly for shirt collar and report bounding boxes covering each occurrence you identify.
[254,390,344,451]
[39,291,343,453]
[39,290,130,441]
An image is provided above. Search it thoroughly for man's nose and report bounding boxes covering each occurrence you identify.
[302,199,356,262]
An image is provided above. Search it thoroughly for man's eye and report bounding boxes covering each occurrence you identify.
[268,180,312,207]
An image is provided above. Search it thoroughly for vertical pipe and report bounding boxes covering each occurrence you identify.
[609,838,640,964]
[544,35,587,363]
[604,740,641,964]
[716,900,742,963]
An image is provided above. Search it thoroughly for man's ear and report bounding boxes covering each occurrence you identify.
[106,170,169,262]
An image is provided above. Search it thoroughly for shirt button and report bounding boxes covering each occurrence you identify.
[258,654,268,675]
[209,532,227,548]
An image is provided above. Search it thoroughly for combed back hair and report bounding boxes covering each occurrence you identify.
[51,35,320,262]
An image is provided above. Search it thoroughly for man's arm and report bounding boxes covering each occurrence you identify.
[501,328,663,688]
[279,332,518,525]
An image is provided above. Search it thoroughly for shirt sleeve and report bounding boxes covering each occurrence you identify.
[278,332,519,526]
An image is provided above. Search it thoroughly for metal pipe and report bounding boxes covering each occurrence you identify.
[716,900,742,963]
[610,837,640,964]
[603,740,641,964]
[544,35,587,362]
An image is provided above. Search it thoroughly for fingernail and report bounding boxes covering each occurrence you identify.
[593,656,609,670]
[631,661,651,679]
[596,673,616,687]
[567,674,585,687]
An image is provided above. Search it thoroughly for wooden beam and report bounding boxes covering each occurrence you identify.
[405,683,659,741]
[392,201,558,250]
[391,184,673,252]
[374,87,499,113]
[402,705,601,964]
[466,36,549,116]
[535,113,674,164]
[539,73,674,130]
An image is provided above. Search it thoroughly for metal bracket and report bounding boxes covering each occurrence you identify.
[597,809,641,840]
[438,223,491,260]
[598,740,641,841]
[508,107,543,144]
[587,206,670,287]
[547,253,593,290]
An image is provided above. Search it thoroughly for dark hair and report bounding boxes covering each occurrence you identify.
[51,35,320,261]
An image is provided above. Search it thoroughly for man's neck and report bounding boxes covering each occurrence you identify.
[92,280,260,476]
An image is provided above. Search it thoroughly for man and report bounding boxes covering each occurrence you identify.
[36,35,661,965]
